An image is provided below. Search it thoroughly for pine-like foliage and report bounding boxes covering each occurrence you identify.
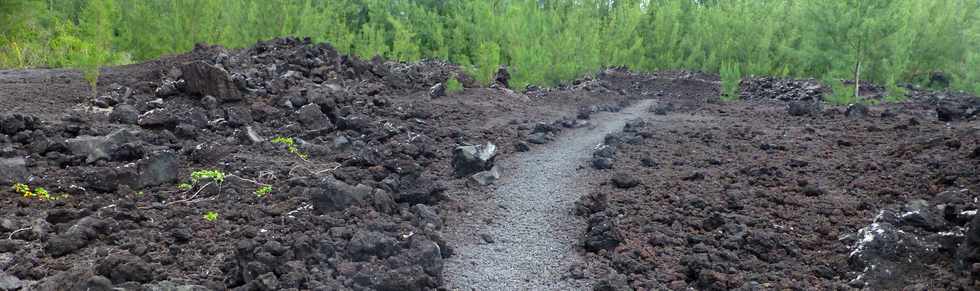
[2,0,978,96]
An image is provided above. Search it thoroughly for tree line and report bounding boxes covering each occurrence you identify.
[1,0,978,99]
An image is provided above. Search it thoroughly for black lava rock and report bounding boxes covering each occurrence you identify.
[611,173,640,189]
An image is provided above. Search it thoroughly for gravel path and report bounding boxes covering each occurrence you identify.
[444,99,655,290]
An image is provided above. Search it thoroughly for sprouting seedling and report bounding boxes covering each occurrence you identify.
[203,211,219,222]
[177,183,192,191]
[271,136,309,160]
[255,185,272,198]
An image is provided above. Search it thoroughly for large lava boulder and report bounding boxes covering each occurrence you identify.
[451,143,497,177]
[583,212,622,252]
[0,157,29,184]
[845,211,945,289]
[65,129,141,164]
[180,61,242,102]
[308,176,371,213]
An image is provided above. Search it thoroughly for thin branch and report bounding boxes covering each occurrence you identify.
[7,227,31,240]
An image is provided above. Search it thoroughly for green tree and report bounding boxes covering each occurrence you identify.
[803,0,906,98]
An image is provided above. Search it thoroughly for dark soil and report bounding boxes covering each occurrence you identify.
[578,84,980,290]
[0,38,641,290]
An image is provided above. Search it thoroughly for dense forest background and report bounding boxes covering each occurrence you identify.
[1,0,978,100]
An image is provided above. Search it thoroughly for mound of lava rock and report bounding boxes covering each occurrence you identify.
[739,77,825,102]
[0,37,468,290]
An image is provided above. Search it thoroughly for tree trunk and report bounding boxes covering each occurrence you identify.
[854,60,862,99]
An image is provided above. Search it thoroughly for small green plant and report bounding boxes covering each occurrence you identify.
[720,61,741,101]
[191,170,226,184]
[446,74,463,93]
[11,183,62,201]
[271,136,309,160]
[254,185,273,198]
[175,170,226,193]
[12,183,30,196]
[203,211,219,222]
[34,187,51,200]
[824,78,858,105]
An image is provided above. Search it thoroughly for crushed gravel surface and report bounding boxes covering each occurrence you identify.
[443,99,655,290]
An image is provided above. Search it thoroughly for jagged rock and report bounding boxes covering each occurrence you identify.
[137,150,179,188]
[514,142,530,152]
[225,106,253,127]
[740,77,825,101]
[584,212,622,252]
[611,172,640,189]
[787,101,822,116]
[155,79,183,98]
[577,106,593,119]
[65,129,139,164]
[137,108,178,128]
[371,189,398,215]
[0,271,26,291]
[452,143,497,177]
[309,176,368,213]
[593,272,630,291]
[594,145,616,159]
[76,275,111,291]
[396,174,446,205]
[109,104,139,125]
[45,217,107,257]
[532,122,559,134]
[255,273,280,291]
[591,157,613,170]
[846,213,943,289]
[201,95,219,110]
[846,103,870,118]
[412,204,442,229]
[296,104,333,130]
[141,281,210,291]
[333,136,351,150]
[527,132,548,144]
[348,230,398,261]
[0,157,28,184]
[469,166,500,186]
[494,65,510,88]
[337,113,371,132]
[937,105,965,122]
[575,192,608,216]
[429,83,446,98]
[880,109,897,118]
[180,61,242,102]
[623,118,646,132]
[244,126,264,144]
[81,150,178,192]
[650,102,673,115]
[95,253,153,284]
[0,114,39,135]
